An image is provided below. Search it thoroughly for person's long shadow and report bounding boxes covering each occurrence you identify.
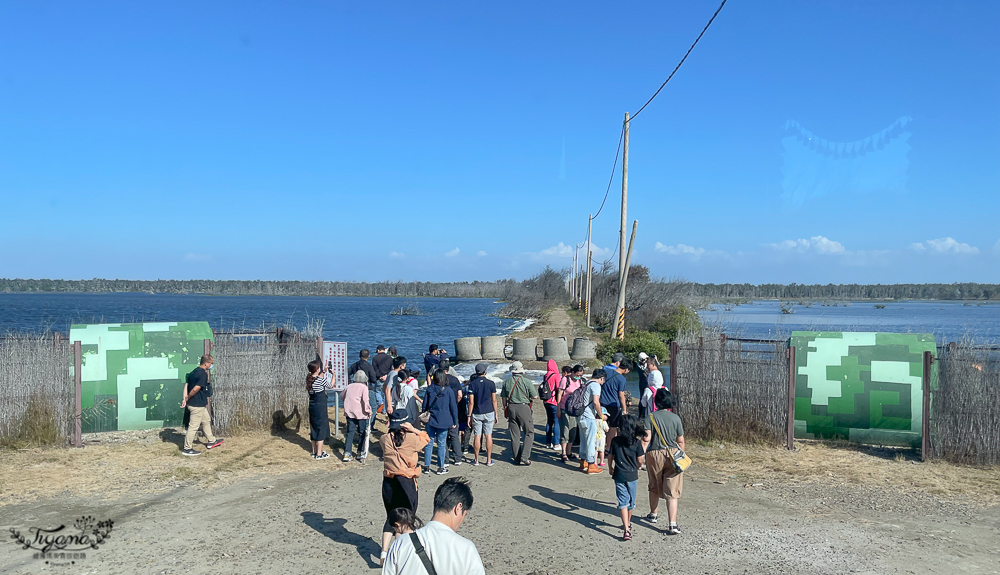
[301,512,381,568]
[511,493,617,538]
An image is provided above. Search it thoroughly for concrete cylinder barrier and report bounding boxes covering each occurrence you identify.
[570,337,597,361]
[480,336,506,360]
[511,337,537,361]
[542,337,571,361]
[454,337,482,361]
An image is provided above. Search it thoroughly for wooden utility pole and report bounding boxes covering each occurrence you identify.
[614,220,638,339]
[619,112,629,287]
[586,215,593,328]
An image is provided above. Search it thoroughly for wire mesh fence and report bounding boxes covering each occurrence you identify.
[210,332,319,435]
[673,334,789,445]
[932,345,1000,465]
[0,334,74,447]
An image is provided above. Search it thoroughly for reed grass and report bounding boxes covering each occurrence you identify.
[673,333,788,445]
[210,333,318,436]
[0,333,73,448]
[933,344,1000,464]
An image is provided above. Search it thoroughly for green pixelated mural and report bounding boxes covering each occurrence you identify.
[69,322,214,433]
[791,332,936,448]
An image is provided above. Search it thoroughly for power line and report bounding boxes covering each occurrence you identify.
[591,123,625,221]
[628,0,729,122]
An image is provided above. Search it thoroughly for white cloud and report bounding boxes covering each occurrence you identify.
[389,252,405,259]
[476,250,487,257]
[183,253,212,262]
[911,237,979,255]
[767,235,846,255]
[654,242,706,258]
[539,242,574,257]
[445,248,460,258]
[535,241,610,260]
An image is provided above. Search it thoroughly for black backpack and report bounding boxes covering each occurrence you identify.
[538,374,556,401]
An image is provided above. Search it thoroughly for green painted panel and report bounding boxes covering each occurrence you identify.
[69,322,213,432]
[791,331,936,448]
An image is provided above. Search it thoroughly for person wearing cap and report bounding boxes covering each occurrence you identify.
[578,368,607,474]
[637,352,650,392]
[500,361,538,465]
[438,360,465,466]
[342,371,373,462]
[379,419,430,564]
[467,363,498,466]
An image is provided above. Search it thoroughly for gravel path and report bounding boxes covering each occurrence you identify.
[2,406,998,575]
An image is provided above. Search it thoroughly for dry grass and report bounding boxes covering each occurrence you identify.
[689,439,1000,505]
[0,404,360,505]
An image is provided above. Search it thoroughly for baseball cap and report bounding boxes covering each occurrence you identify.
[638,352,648,360]
[475,363,488,374]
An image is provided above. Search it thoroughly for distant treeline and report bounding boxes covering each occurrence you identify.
[0,278,512,298]
[688,283,1000,301]
[2,278,999,302]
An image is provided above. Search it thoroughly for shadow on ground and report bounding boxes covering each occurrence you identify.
[301,511,381,568]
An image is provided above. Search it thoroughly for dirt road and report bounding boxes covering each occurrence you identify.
[2,406,998,575]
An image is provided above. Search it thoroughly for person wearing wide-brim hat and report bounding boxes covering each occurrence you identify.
[379,419,430,565]
[500,361,538,465]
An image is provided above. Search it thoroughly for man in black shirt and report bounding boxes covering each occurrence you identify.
[439,360,465,465]
[181,355,224,456]
[372,345,393,381]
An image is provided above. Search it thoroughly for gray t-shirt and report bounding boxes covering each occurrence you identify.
[579,380,603,421]
[644,410,684,451]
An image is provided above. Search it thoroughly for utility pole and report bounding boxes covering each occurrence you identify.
[586,215,593,328]
[573,244,580,307]
[615,220,638,339]
[619,112,629,287]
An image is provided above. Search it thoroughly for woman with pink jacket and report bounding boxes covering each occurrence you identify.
[341,371,372,462]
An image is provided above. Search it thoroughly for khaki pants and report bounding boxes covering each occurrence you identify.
[184,406,216,450]
[507,403,534,463]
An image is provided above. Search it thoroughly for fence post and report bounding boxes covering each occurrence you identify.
[72,341,83,448]
[669,340,679,406]
[786,343,796,450]
[921,350,933,461]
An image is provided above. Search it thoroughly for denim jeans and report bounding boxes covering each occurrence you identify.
[369,387,385,430]
[578,417,598,463]
[344,417,367,456]
[423,425,449,468]
[544,403,560,445]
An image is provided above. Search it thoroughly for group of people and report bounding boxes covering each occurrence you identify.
[300,343,687,571]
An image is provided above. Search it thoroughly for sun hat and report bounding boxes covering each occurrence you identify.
[511,361,525,374]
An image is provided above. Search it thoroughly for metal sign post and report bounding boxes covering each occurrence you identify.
[322,341,349,438]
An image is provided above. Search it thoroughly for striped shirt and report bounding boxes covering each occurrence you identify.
[308,372,334,394]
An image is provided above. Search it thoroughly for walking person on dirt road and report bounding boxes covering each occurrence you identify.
[467,363,498,466]
[578,369,606,474]
[500,361,537,465]
[556,364,584,463]
[342,371,372,462]
[643,388,685,535]
[541,360,562,450]
[379,419,430,566]
[181,355,223,456]
[382,476,486,575]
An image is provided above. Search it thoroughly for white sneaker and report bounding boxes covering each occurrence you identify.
[343,453,352,462]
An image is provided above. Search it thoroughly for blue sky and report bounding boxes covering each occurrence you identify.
[1,1,998,283]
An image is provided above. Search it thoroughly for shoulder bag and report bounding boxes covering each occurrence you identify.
[503,375,530,419]
[409,532,439,575]
[650,414,692,473]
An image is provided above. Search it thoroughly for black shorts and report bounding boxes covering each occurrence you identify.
[606,404,622,428]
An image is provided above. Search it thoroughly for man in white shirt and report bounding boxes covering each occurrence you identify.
[383,477,485,575]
